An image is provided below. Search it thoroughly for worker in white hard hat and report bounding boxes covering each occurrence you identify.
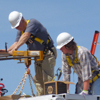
[56,32,100,95]
[0,11,57,96]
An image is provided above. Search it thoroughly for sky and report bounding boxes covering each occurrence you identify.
[0,0,100,97]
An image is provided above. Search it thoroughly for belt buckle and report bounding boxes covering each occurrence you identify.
[28,39,33,44]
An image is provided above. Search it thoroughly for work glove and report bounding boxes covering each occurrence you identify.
[79,90,88,95]
[67,90,70,94]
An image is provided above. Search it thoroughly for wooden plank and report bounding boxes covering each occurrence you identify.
[0,95,22,100]
[0,52,10,56]
[44,81,75,85]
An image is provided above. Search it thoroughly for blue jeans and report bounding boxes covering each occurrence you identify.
[91,78,100,95]
[75,78,100,95]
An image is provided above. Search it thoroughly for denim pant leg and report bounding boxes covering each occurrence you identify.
[75,82,82,94]
[91,78,100,95]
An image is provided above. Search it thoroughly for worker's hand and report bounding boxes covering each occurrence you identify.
[79,90,88,95]
[8,47,17,55]
[8,50,13,55]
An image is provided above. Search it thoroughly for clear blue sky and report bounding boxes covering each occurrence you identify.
[0,0,100,96]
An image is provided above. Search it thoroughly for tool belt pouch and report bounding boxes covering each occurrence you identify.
[51,47,57,59]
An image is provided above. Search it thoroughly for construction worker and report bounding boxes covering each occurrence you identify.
[0,11,57,96]
[56,32,100,95]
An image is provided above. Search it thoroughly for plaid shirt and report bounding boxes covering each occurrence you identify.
[62,46,99,90]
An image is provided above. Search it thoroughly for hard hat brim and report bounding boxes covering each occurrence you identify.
[56,45,62,49]
[11,13,22,29]
[56,37,74,49]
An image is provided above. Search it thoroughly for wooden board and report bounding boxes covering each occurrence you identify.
[0,52,10,56]
[0,95,22,100]
[44,81,75,84]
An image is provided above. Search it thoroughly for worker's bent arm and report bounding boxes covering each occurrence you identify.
[14,32,31,50]
[7,42,18,51]
[7,32,31,55]
[83,79,90,91]
[0,42,18,52]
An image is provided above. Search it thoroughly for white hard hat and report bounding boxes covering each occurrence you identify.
[8,11,22,29]
[56,32,74,49]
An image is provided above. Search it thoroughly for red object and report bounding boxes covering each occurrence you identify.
[27,68,30,74]
[90,31,99,55]
[0,83,5,97]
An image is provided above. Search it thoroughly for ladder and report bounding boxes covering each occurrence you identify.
[90,31,99,55]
